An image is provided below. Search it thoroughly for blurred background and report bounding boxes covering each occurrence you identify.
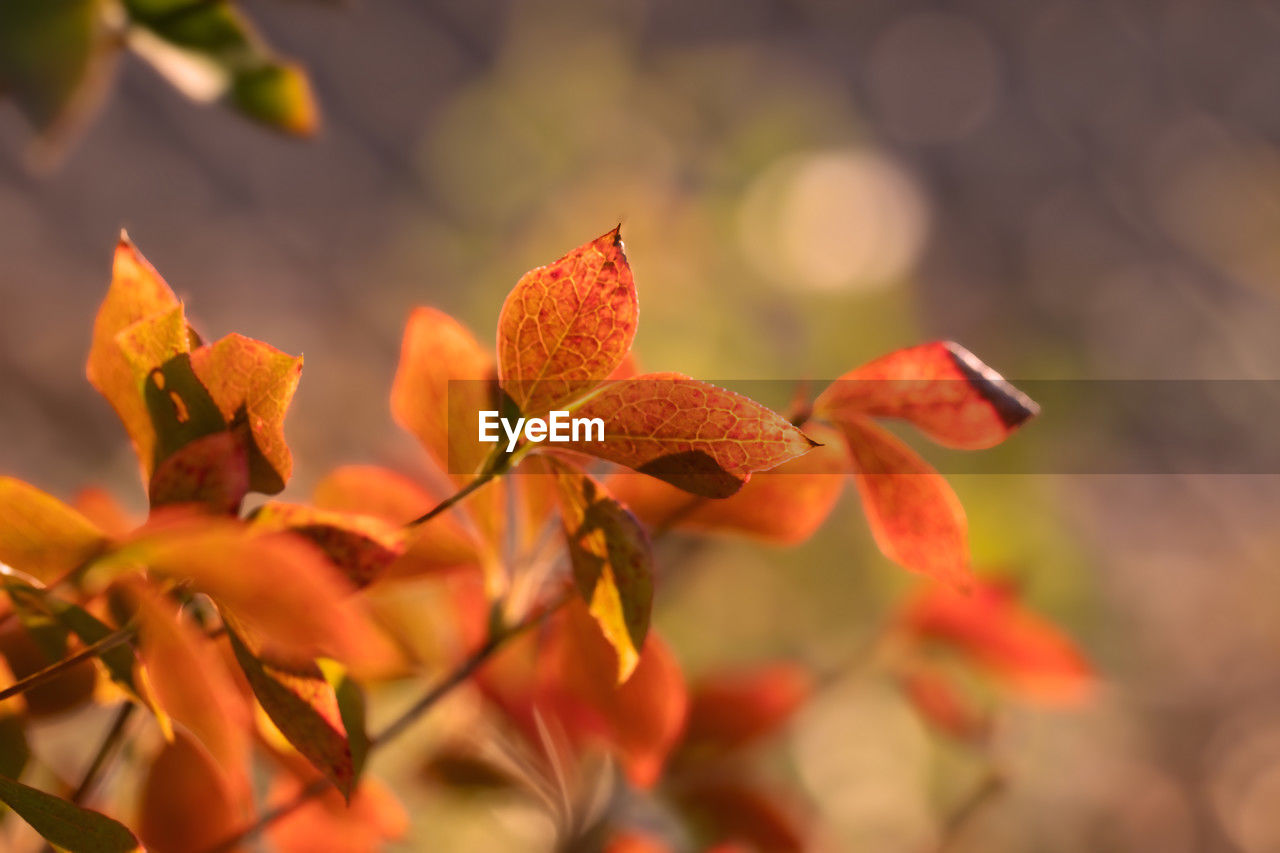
[4,0,1280,850]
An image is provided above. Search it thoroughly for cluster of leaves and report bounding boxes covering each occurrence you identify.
[0,227,1090,851]
[0,0,316,167]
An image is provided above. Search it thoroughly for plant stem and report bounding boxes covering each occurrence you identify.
[70,702,136,805]
[200,589,573,853]
[408,472,495,526]
[0,626,136,704]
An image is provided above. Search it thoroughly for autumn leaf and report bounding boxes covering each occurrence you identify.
[0,773,139,853]
[312,464,479,573]
[138,732,243,853]
[86,236,183,477]
[836,415,970,588]
[125,579,252,795]
[497,227,638,418]
[391,307,496,481]
[0,477,107,583]
[681,663,812,755]
[251,502,408,588]
[549,460,653,683]
[674,779,808,853]
[897,665,988,742]
[559,375,817,498]
[0,621,96,717]
[900,580,1093,704]
[106,513,398,673]
[189,333,302,494]
[265,773,408,853]
[608,423,849,544]
[815,341,1038,450]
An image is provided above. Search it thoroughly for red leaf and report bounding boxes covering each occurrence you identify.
[676,779,808,853]
[683,663,813,754]
[897,665,988,741]
[560,375,817,498]
[607,423,848,544]
[390,308,495,481]
[497,227,638,417]
[900,580,1093,704]
[814,341,1038,450]
[836,416,971,588]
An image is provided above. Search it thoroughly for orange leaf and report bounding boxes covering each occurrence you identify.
[900,580,1093,704]
[608,423,848,544]
[86,236,183,475]
[537,601,687,788]
[0,477,107,583]
[148,428,251,515]
[550,461,653,683]
[126,579,252,797]
[814,341,1038,450]
[390,308,495,481]
[266,773,408,853]
[138,732,244,853]
[72,487,137,539]
[497,227,638,418]
[251,502,408,588]
[560,375,817,498]
[606,832,673,853]
[683,663,813,754]
[189,333,302,494]
[897,665,988,741]
[312,464,479,572]
[111,513,397,672]
[836,416,970,588]
[228,630,355,798]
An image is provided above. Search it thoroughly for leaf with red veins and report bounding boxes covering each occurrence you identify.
[390,307,495,481]
[558,375,817,498]
[189,333,302,494]
[608,423,848,544]
[497,227,638,418]
[549,460,653,683]
[312,465,480,574]
[815,341,1039,450]
[0,477,107,583]
[148,427,252,515]
[681,662,813,755]
[900,580,1093,704]
[836,415,971,588]
[229,629,356,799]
[87,235,184,475]
[252,502,408,588]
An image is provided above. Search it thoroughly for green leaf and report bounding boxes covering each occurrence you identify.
[230,62,317,135]
[143,352,228,470]
[0,774,139,853]
[0,715,30,781]
[0,0,108,130]
[321,660,369,781]
[228,630,355,798]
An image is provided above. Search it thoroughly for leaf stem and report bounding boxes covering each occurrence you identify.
[408,472,495,527]
[0,626,136,704]
[200,589,574,853]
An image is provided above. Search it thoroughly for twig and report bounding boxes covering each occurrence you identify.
[70,702,136,805]
[408,472,494,526]
[935,768,1006,853]
[0,626,136,704]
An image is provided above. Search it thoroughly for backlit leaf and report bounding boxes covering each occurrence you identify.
[836,416,970,588]
[86,236,183,477]
[559,375,817,498]
[138,732,242,853]
[497,227,638,418]
[900,580,1093,704]
[252,502,408,588]
[189,333,302,494]
[391,307,496,481]
[265,773,408,853]
[549,461,653,683]
[815,341,1039,450]
[0,477,107,583]
[228,629,355,798]
[0,773,139,853]
[608,423,848,544]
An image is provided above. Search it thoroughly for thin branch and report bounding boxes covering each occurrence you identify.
[70,702,137,805]
[408,472,494,526]
[0,626,136,704]
[200,589,573,853]
[935,768,1006,853]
